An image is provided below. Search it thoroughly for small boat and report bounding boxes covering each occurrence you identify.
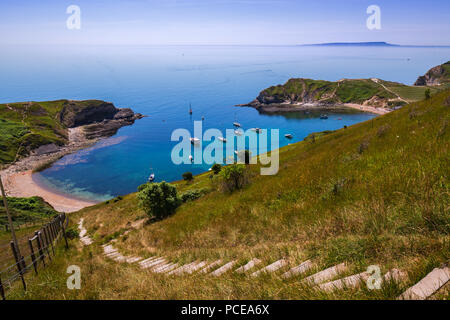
[320,114,328,119]
[234,150,239,155]
[148,173,155,182]
[218,137,227,143]
[234,129,243,136]
[285,134,293,139]
[250,128,262,133]
[190,137,200,144]
[201,116,205,121]
[189,103,193,115]
[188,155,193,162]
[338,117,342,120]
[233,122,241,127]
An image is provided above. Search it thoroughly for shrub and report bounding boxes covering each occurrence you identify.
[180,188,208,203]
[65,226,79,240]
[182,172,193,182]
[425,88,431,100]
[211,163,222,174]
[219,164,249,193]
[137,182,181,220]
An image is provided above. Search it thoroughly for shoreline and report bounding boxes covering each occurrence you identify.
[237,102,391,115]
[2,170,98,213]
[0,127,101,213]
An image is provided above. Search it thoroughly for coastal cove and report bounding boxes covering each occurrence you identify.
[1,45,449,205]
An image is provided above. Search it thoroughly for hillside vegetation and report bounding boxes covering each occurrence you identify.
[0,99,141,165]
[8,89,449,300]
[245,61,450,110]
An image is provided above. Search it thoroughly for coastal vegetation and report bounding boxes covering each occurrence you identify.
[0,196,58,230]
[0,100,142,165]
[8,87,449,300]
[243,61,450,111]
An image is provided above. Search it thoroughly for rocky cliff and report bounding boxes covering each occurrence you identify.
[414,61,450,86]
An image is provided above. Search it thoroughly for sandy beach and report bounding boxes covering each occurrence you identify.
[343,103,391,115]
[0,127,101,213]
[1,170,97,213]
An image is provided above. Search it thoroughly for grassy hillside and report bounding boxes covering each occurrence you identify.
[0,101,69,164]
[7,90,450,300]
[253,62,450,109]
[0,99,123,165]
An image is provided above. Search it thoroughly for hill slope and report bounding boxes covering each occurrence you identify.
[9,89,449,300]
[241,62,449,112]
[0,100,142,165]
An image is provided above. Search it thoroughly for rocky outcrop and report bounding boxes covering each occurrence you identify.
[58,100,144,139]
[82,108,144,139]
[414,61,450,86]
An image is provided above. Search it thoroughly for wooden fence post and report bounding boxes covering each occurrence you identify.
[28,238,38,275]
[60,215,69,249]
[42,226,53,259]
[0,275,5,300]
[10,241,26,291]
[35,231,46,267]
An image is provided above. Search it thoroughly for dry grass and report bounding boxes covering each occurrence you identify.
[7,90,450,300]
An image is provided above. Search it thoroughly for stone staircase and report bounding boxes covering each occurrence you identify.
[80,226,449,299]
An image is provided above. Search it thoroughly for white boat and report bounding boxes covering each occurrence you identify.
[233,122,241,127]
[188,155,193,162]
[234,129,243,136]
[190,137,200,144]
[148,173,155,182]
[218,137,227,143]
[251,128,262,133]
[285,134,293,139]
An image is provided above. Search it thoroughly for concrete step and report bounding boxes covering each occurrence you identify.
[211,261,237,277]
[398,267,449,300]
[168,261,199,275]
[126,256,143,264]
[318,271,370,292]
[154,263,179,274]
[200,260,223,273]
[251,259,288,277]
[302,263,348,285]
[141,257,166,269]
[282,260,314,279]
[235,258,262,273]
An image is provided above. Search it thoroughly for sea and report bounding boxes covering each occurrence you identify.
[0,45,449,201]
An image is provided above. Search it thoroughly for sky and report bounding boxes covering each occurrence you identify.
[0,0,449,46]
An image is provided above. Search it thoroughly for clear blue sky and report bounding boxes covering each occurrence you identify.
[0,0,449,46]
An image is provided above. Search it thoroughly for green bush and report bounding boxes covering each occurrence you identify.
[65,226,79,240]
[218,164,249,193]
[180,188,208,203]
[182,172,193,181]
[137,182,181,220]
[211,163,222,174]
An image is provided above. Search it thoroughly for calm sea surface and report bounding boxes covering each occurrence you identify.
[1,45,449,201]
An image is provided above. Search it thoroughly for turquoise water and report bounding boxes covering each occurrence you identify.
[1,45,449,201]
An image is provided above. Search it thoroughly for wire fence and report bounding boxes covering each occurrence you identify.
[0,213,69,300]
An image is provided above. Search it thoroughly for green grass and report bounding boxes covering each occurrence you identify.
[0,99,116,165]
[6,89,450,300]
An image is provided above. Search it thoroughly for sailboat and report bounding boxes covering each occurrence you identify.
[148,168,155,182]
[233,113,241,127]
[190,137,200,144]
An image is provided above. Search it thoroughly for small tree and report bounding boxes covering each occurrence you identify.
[211,163,222,174]
[137,182,181,220]
[425,88,431,100]
[182,172,193,182]
[219,164,249,193]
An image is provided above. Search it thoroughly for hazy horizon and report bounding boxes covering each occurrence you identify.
[1,0,449,46]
